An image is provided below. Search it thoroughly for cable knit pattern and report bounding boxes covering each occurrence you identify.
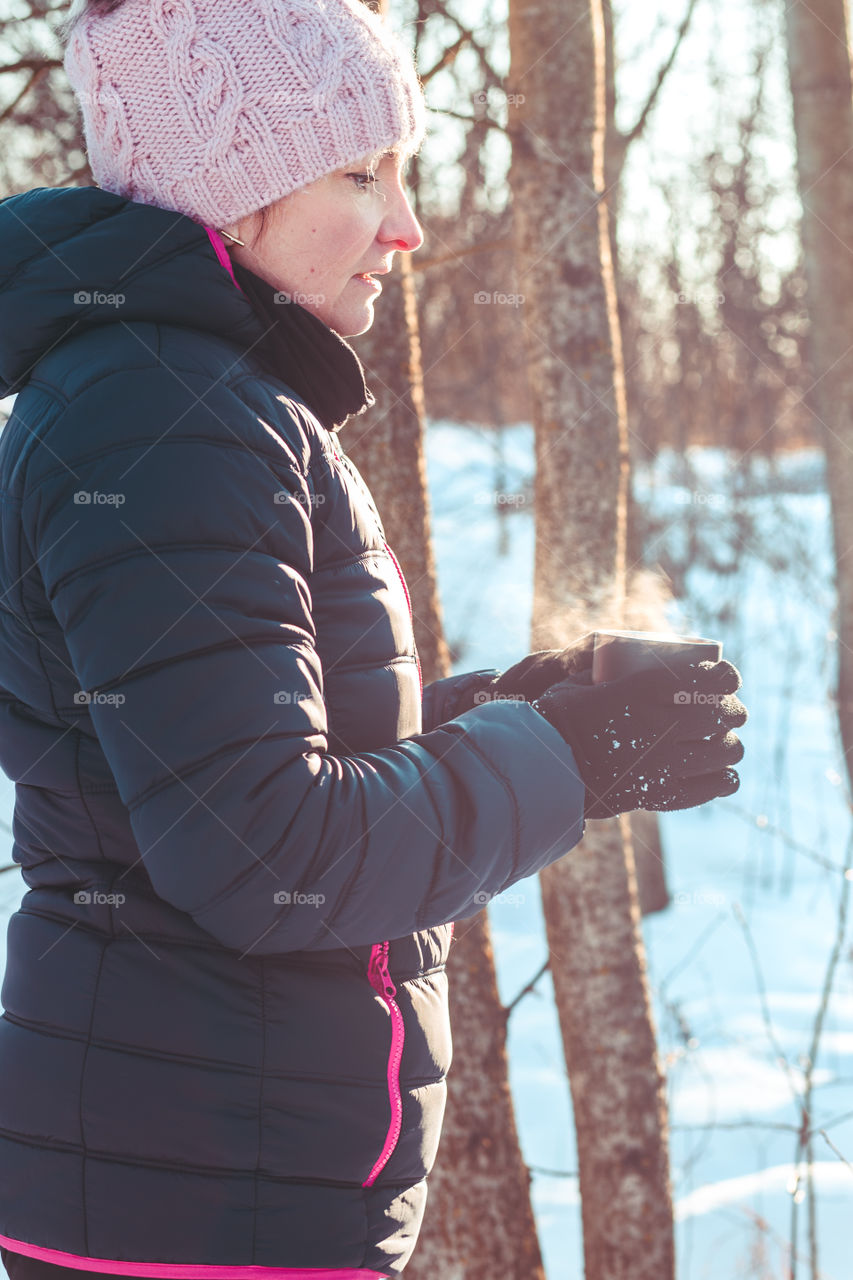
[63,0,427,227]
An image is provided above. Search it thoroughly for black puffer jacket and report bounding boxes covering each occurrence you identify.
[0,186,585,1279]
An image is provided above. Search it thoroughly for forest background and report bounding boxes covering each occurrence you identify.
[1,1,851,1277]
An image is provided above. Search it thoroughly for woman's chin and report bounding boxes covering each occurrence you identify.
[328,303,376,338]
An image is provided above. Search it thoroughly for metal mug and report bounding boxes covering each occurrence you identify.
[591,628,722,684]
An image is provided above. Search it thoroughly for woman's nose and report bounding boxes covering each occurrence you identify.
[381,188,424,254]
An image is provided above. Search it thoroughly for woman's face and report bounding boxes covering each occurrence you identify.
[223,150,423,337]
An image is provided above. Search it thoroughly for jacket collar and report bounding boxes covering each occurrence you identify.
[0,186,374,432]
[230,258,375,433]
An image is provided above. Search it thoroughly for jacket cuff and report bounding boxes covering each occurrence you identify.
[420,668,501,733]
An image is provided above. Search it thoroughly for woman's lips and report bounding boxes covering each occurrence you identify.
[352,273,382,291]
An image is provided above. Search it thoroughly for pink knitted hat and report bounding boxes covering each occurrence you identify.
[63,0,427,228]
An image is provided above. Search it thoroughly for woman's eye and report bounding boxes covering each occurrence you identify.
[348,172,378,190]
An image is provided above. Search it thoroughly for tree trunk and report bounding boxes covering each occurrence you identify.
[406,913,548,1279]
[601,0,669,918]
[351,256,547,1280]
[506,0,676,1274]
[349,21,547,1263]
[348,256,450,682]
[785,0,853,796]
[540,820,673,1274]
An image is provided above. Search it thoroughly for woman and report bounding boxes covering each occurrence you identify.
[0,1,747,1277]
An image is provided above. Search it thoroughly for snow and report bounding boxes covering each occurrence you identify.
[0,425,850,1278]
[425,426,853,1278]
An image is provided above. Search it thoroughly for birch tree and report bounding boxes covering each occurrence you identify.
[351,225,548,1280]
[349,5,548,1274]
[506,0,676,1273]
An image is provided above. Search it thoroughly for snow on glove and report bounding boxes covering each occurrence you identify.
[531,658,747,819]
[462,633,597,709]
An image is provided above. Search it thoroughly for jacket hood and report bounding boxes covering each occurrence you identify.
[0,185,374,430]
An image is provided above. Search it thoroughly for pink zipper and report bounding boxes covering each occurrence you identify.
[383,540,423,700]
[362,941,405,1187]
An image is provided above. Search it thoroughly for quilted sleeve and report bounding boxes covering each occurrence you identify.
[24,369,585,954]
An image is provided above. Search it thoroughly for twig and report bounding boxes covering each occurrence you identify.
[796,829,852,1280]
[0,58,62,76]
[504,958,549,1020]
[670,1119,800,1133]
[818,1130,853,1177]
[620,0,701,151]
[426,105,508,136]
[818,1106,853,1133]
[659,911,726,991]
[528,1163,578,1179]
[419,0,505,97]
[0,65,50,125]
[725,802,850,878]
[419,31,469,87]
[731,901,801,1105]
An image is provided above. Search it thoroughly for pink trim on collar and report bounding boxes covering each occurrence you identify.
[204,226,244,293]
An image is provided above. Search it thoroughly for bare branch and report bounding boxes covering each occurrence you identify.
[819,1130,853,1177]
[527,1163,578,1179]
[419,30,469,86]
[0,58,63,76]
[731,901,802,1104]
[428,105,508,135]
[796,829,853,1278]
[504,958,549,1020]
[0,64,50,125]
[621,0,700,151]
[420,0,505,94]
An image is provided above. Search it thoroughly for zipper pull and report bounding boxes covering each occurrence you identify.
[371,940,397,1000]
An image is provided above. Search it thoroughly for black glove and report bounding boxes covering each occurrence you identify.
[461,634,597,710]
[531,658,747,818]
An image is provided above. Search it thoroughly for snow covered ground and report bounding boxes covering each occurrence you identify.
[0,423,849,1278]
[425,424,852,1279]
